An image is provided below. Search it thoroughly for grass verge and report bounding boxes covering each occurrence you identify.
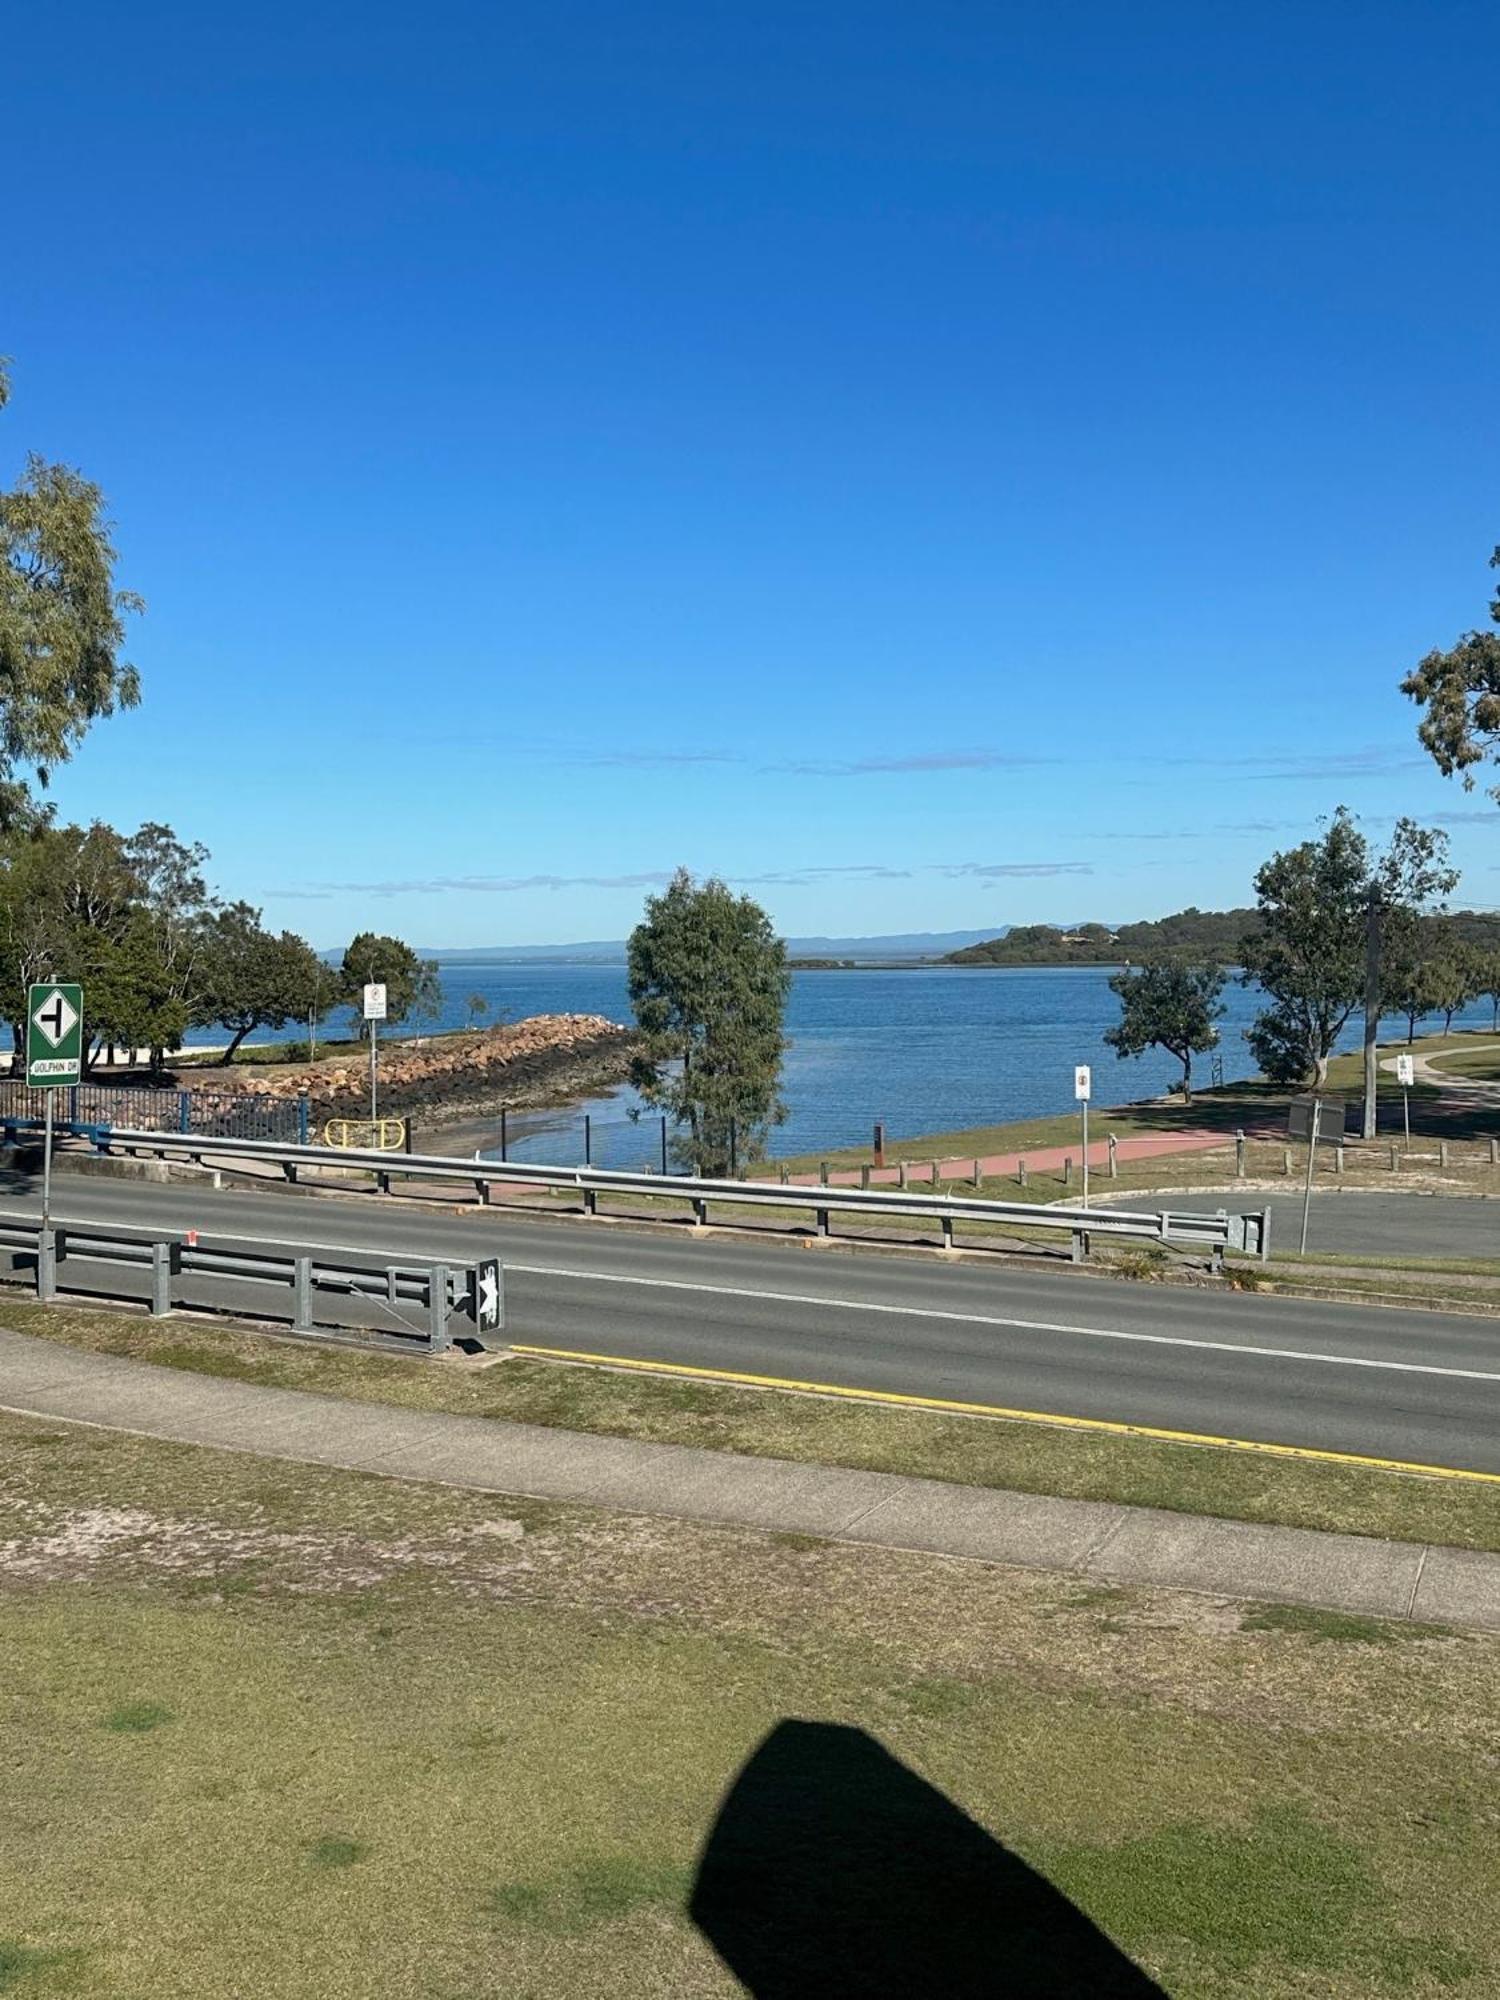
[0,1412,1496,1998]
[7,1295,1500,1553]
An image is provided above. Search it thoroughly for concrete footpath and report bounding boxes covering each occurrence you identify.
[2,1325,1498,1632]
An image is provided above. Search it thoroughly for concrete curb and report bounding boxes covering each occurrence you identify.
[1,1324,1498,1631]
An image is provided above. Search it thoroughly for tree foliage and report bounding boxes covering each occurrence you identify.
[1103,959,1227,1101]
[338,933,441,1037]
[627,869,790,1176]
[1402,546,1500,793]
[195,903,331,1063]
[0,360,142,816]
[1240,809,1454,1086]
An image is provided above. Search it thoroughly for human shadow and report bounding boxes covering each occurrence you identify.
[690,1720,1166,1998]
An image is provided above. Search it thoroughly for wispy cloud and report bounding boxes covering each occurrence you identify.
[731,864,914,887]
[1436,809,1500,825]
[765,750,1053,777]
[1164,746,1426,782]
[939,861,1093,879]
[584,750,741,769]
[309,871,678,898]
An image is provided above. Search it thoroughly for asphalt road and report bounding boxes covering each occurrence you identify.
[3,1175,1500,1474]
[1124,1189,1500,1262]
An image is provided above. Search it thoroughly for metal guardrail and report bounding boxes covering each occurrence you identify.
[83,1128,1266,1265]
[0,1213,503,1354]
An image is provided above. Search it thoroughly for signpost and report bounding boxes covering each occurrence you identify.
[474,1257,503,1335]
[1299,1098,1321,1255]
[1074,1063,1091,1207]
[363,982,387,1121]
[1395,1051,1415,1149]
[26,981,83,1237]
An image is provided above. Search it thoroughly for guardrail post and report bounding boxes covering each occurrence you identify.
[1258,1207,1271,1263]
[294,1256,314,1332]
[1108,1134,1118,1179]
[816,1207,830,1237]
[150,1241,180,1317]
[1071,1229,1087,1264]
[37,1226,58,1302]
[692,1197,707,1229]
[428,1265,451,1354]
[282,1160,299,1184]
[1235,1129,1246,1176]
[376,1170,391,1195]
[584,1186,598,1215]
[941,1214,954,1251]
[475,1177,491,1205]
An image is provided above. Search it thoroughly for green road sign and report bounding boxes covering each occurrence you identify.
[26,982,83,1087]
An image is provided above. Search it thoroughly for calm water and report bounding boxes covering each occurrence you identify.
[303,960,1496,1167]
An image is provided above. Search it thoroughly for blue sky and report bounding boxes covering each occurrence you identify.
[7,1,1499,947]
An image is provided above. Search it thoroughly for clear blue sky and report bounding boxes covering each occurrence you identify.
[9,1,1498,947]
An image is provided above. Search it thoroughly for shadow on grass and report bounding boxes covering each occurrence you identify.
[690,1719,1165,1997]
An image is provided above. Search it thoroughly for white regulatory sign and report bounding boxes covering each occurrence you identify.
[363,982,388,1022]
[1074,1064,1092,1102]
[1395,1053,1415,1087]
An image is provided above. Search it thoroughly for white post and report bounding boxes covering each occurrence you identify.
[1298,1100,1321,1255]
[41,1088,53,1235]
[1081,1097,1089,1208]
[369,1017,378,1123]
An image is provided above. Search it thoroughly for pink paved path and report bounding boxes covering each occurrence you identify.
[772,1127,1239,1189]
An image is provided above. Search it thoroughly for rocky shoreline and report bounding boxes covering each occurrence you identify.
[183,1015,639,1130]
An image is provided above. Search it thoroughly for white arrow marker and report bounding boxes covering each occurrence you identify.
[478,1269,500,1324]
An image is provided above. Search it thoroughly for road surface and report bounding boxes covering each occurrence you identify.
[1120,1189,1500,1262]
[1,1176,1499,1474]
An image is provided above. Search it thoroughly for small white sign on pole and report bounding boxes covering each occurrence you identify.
[1074,1064,1092,1102]
[363,982,388,1022]
[1395,1053,1415,1088]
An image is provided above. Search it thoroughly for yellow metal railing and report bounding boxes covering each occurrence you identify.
[323,1117,407,1152]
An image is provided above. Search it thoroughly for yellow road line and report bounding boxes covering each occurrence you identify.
[509,1342,1500,1486]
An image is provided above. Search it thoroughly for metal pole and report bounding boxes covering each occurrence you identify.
[660,1115,668,1176]
[1298,1100,1320,1255]
[1361,890,1380,1140]
[309,1006,317,1061]
[1403,1089,1410,1151]
[500,1106,508,1162]
[369,1018,378,1123]
[41,1089,53,1235]
[1081,1098,1089,1207]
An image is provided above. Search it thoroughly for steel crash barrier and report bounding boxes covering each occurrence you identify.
[83,1128,1266,1266]
[0,1214,505,1354]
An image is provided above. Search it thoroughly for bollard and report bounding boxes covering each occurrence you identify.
[873,1121,886,1168]
[1107,1133,1118,1179]
[1491,1136,1499,1167]
[899,1160,910,1189]
[1389,1145,1398,1171]
[860,1165,871,1190]
[1063,1156,1072,1187]
[1334,1145,1344,1175]
[931,1159,942,1187]
[972,1158,982,1188]
[1235,1129,1246,1177]
[819,1160,830,1186]
[1440,1140,1450,1167]
[1018,1157,1028,1187]
[780,1163,790,1185]
[1283,1146,1292,1175]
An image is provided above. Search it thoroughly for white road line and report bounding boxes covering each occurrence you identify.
[505,1262,1500,1384]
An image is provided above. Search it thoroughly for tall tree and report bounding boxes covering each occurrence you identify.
[121,822,217,1070]
[0,361,142,819]
[1103,959,1227,1103]
[1241,809,1453,1091]
[1356,818,1458,1133]
[1402,545,1500,793]
[627,869,790,1176]
[338,932,439,1037]
[194,903,328,1063]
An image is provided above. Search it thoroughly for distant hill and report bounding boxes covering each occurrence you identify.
[421,928,1007,965]
[946,909,1261,966]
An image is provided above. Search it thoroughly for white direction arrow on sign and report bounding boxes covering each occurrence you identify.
[475,1259,502,1331]
[32,990,79,1048]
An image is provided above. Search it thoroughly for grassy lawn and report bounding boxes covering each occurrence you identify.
[9,1296,1500,1552]
[1428,1045,1500,1082]
[1,1412,1496,1998]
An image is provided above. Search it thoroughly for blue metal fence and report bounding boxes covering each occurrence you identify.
[0,1081,309,1144]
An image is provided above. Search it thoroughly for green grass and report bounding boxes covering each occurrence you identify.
[1428,1045,1500,1082]
[10,1295,1500,1553]
[1,1411,1497,1998]
[1238,1603,1449,1646]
